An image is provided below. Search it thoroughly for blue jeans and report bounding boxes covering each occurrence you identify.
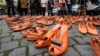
[67,4,72,14]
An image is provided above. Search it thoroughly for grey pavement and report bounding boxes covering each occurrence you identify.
[0,17,96,56]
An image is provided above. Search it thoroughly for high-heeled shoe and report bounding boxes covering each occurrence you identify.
[35,24,61,48]
[48,24,68,56]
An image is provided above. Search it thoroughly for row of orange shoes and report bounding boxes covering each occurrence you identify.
[22,23,69,56]
[4,16,32,31]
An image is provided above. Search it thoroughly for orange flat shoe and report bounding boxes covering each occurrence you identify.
[78,22,87,34]
[93,17,100,26]
[48,24,68,56]
[11,22,32,31]
[86,22,98,35]
[90,35,100,56]
[22,27,37,37]
[26,25,48,41]
[35,24,61,48]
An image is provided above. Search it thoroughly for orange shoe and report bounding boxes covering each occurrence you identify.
[11,22,32,31]
[90,35,100,56]
[78,22,87,34]
[86,22,98,35]
[48,24,68,56]
[35,24,61,48]
[26,25,48,41]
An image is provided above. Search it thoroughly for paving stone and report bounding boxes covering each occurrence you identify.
[74,45,95,56]
[12,32,23,40]
[2,28,12,33]
[9,47,26,56]
[0,32,10,37]
[0,41,18,52]
[68,32,76,37]
[72,24,78,30]
[36,54,42,56]
[73,37,88,44]
[29,44,47,56]
[68,38,76,46]
[68,30,74,33]
[82,37,91,44]
[74,31,85,37]
[44,53,50,56]
[0,53,4,56]
[62,47,80,56]
[0,36,11,43]
[0,20,7,26]
[21,39,33,46]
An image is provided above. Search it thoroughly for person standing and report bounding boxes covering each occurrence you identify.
[30,0,35,15]
[20,0,28,16]
[40,0,48,16]
[30,0,41,15]
[47,0,54,16]
[5,0,15,16]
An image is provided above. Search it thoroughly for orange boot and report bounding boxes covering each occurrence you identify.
[48,24,68,56]
[35,24,61,48]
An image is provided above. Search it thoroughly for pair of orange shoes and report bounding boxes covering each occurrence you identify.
[22,24,48,41]
[78,18,98,35]
[90,35,100,56]
[35,24,68,56]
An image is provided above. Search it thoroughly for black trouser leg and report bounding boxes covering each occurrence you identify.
[24,8,28,15]
[48,8,53,16]
[67,4,72,14]
[7,7,11,16]
[41,7,45,16]
[20,8,24,16]
[11,7,15,16]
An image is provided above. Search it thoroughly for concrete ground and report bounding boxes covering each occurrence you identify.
[0,15,99,56]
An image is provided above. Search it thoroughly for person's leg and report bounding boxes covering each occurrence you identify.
[67,4,72,14]
[48,8,50,16]
[25,8,28,15]
[7,7,11,16]
[51,7,53,16]
[42,7,46,16]
[11,7,15,16]
[20,8,24,16]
